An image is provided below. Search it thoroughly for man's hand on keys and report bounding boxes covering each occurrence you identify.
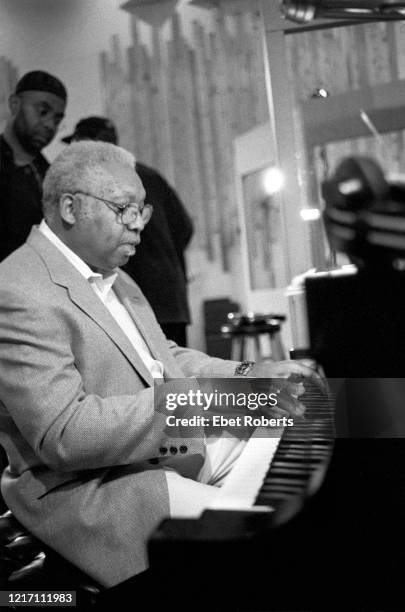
[245,360,324,419]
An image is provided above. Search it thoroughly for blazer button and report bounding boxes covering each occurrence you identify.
[159,447,168,455]
[149,458,159,465]
[179,445,188,454]
[169,446,178,455]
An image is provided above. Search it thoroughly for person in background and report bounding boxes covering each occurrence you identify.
[62,116,193,346]
[0,70,67,262]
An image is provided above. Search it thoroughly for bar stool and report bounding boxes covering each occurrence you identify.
[220,312,286,362]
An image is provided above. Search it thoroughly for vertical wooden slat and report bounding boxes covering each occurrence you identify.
[208,27,229,269]
[166,17,189,208]
[167,14,205,245]
[138,44,154,166]
[250,7,269,125]
[126,46,140,157]
[107,35,135,154]
[191,21,218,260]
[319,28,349,94]
[130,14,140,48]
[242,11,258,131]
[112,34,123,73]
[292,31,317,100]
[365,22,391,85]
[98,51,113,120]
[208,10,239,270]
[245,9,266,130]
[99,51,109,93]
[150,27,174,183]
[128,40,153,165]
[234,12,254,132]
[218,10,240,245]
[386,22,399,82]
[344,25,361,90]
[127,19,150,162]
[144,43,159,169]
[183,41,207,251]
[394,21,405,79]
[353,24,370,90]
[225,15,242,135]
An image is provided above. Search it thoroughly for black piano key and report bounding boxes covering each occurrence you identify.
[254,378,335,510]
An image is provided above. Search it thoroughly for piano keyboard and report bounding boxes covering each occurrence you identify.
[208,427,282,511]
[208,379,334,513]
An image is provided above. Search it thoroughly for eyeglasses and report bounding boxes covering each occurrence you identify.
[74,192,153,226]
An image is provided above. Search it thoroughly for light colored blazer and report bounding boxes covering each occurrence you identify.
[0,228,237,587]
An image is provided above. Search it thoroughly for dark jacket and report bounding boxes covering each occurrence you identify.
[0,134,49,262]
[122,163,193,325]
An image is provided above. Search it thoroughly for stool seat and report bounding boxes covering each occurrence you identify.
[221,322,280,334]
[220,312,286,362]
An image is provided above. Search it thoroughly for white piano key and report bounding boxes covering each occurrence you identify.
[208,426,283,511]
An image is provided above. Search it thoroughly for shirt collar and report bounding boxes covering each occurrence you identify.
[38,220,118,291]
[88,271,117,297]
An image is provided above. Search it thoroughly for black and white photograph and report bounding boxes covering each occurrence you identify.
[1,1,405,610]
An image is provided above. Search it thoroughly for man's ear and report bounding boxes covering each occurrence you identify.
[8,93,21,117]
[59,194,77,225]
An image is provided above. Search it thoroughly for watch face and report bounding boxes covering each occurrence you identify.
[235,361,255,376]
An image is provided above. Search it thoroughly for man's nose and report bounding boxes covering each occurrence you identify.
[126,215,145,231]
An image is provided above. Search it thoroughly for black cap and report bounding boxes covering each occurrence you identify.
[61,116,118,144]
[15,70,67,102]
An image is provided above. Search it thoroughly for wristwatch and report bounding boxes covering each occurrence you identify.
[234,360,255,376]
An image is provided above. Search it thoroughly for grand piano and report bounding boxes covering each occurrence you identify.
[148,157,405,610]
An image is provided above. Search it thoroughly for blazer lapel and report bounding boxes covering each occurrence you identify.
[114,275,185,379]
[68,283,154,386]
[114,276,165,360]
[28,229,154,386]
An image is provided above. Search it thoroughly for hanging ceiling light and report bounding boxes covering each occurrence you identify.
[280,0,405,23]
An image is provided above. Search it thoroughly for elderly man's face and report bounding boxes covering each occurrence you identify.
[73,161,146,274]
[12,91,66,154]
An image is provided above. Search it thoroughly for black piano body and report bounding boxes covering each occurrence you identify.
[148,266,405,610]
[149,439,405,611]
[149,402,405,612]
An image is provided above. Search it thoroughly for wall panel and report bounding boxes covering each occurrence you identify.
[99,6,270,272]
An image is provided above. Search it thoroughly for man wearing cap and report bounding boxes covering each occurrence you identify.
[62,116,193,346]
[0,70,67,262]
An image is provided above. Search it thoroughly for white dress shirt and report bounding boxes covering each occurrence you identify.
[39,220,164,378]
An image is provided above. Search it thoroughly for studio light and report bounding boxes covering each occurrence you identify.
[263,167,285,195]
[300,208,322,220]
[280,0,405,24]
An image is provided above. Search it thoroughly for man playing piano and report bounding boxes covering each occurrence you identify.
[0,141,317,600]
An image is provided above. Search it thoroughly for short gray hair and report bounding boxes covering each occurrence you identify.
[42,141,136,219]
